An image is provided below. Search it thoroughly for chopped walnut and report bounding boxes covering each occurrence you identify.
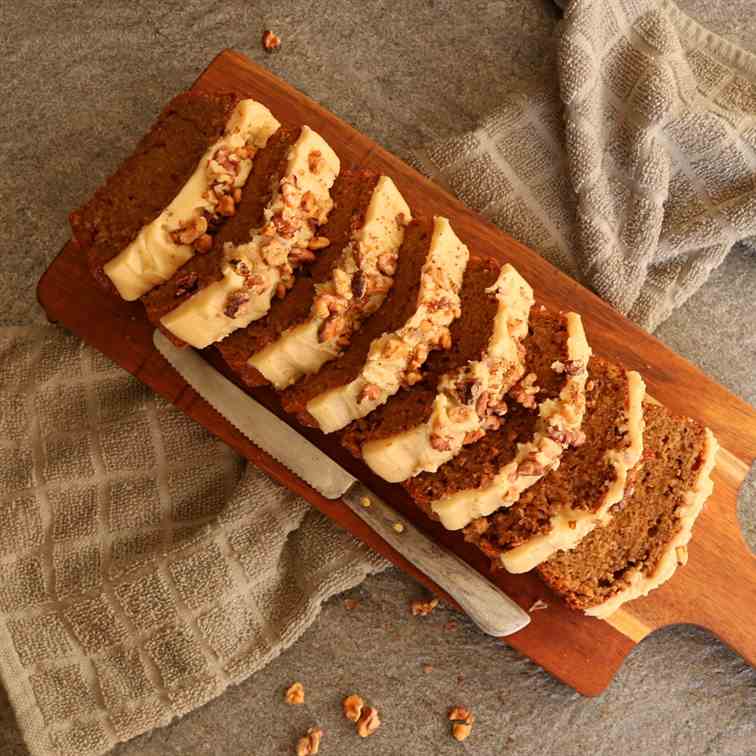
[224,291,249,318]
[430,433,453,451]
[194,233,213,253]
[410,597,439,616]
[463,429,485,445]
[217,194,236,217]
[366,273,392,295]
[296,727,322,756]
[359,383,382,403]
[289,247,317,265]
[308,150,323,173]
[452,721,473,742]
[449,706,475,741]
[344,598,361,610]
[318,315,345,343]
[563,359,585,376]
[262,29,281,52]
[342,694,364,722]
[356,706,381,738]
[438,327,452,350]
[448,706,472,722]
[351,270,367,300]
[173,215,209,246]
[376,252,397,276]
[423,663,434,673]
[174,272,199,298]
[404,370,423,387]
[475,391,490,417]
[518,459,544,477]
[308,236,331,250]
[285,682,305,705]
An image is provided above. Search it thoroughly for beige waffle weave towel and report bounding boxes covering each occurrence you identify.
[0,326,386,756]
[412,0,756,330]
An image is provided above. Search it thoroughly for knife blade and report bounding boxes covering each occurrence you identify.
[154,330,530,637]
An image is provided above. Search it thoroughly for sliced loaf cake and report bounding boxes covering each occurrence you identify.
[281,216,469,432]
[157,126,341,348]
[538,402,717,617]
[405,307,592,531]
[71,95,281,300]
[464,357,645,573]
[218,172,411,388]
[342,261,532,482]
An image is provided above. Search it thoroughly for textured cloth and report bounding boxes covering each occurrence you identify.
[0,325,386,756]
[412,0,756,330]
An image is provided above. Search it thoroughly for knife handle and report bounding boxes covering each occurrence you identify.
[342,483,530,637]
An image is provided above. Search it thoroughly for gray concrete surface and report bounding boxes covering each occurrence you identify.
[1,1,754,754]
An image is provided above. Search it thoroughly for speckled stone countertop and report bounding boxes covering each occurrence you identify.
[1,1,754,754]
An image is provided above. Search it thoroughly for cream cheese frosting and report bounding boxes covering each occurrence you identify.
[104,100,281,300]
[500,370,646,573]
[306,216,469,434]
[361,264,534,483]
[585,428,718,618]
[248,176,411,389]
[160,127,340,348]
[431,311,593,531]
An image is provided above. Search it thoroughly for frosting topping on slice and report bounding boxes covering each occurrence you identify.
[306,216,469,434]
[104,100,281,301]
[160,127,340,348]
[431,311,593,531]
[248,176,411,389]
[362,264,534,483]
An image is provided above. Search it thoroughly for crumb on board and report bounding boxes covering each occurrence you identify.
[410,597,439,617]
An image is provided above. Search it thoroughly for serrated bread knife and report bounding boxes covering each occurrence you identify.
[154,330,530,637]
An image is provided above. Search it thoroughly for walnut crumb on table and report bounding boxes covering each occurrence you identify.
[410,597,439,616]
[356,706,381,738]
[285,681,305,705]
[448,706,475,742]
[343,598,360,610]
[296,726,322,755]
[262,29,281,51]
[342,694,364,722]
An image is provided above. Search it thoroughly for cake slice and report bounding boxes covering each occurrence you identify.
[143,126,299,341]
[218,172,411,388]
[71,94,281,300]
[405,307,592,531]
[157,126,341,348]
[281,216,469,432]
[538,403,718,617]
[464,357,645,573]
[342,261,533,482]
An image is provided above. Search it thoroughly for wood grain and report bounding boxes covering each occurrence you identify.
[37,49,756,696]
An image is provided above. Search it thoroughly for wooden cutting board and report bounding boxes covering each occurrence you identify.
[37,49,756,696]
